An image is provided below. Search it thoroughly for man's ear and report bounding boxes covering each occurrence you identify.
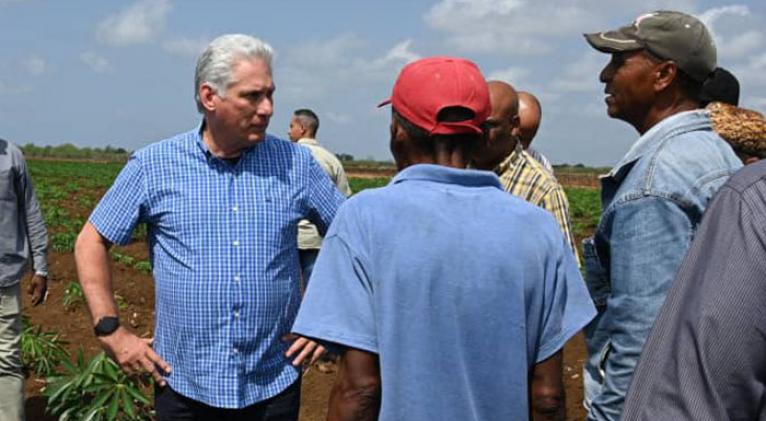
[654,61,678,92]
[510,114,521,138]
[199,83,218,112]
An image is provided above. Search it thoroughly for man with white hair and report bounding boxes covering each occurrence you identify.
[75,34,345,420]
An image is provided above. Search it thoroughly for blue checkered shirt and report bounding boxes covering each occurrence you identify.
[89,127,345,408]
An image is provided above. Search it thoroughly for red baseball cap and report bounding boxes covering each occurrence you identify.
[378,56,490,136]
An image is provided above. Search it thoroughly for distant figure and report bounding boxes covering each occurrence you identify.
[287,109,351,283]
[582,11,742,421]
[700,67,740,106]
[0,138,48,421]
[518,91,554,173]
[75,34,344,420]
[473,80,579,260]
[292,56,595,420]
[622,160,766,420]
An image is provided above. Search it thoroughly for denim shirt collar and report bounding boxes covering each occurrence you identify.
[392,164,503,189]
[604,110,712,184]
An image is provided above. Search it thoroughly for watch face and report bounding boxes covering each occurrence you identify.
[95,317,119,336]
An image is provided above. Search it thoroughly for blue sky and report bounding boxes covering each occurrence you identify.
[1,0,764,166]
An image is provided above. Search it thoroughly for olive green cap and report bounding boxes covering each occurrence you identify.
[584,10,717,82]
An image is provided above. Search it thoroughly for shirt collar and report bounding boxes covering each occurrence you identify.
[606,109,712,181]
[297,137,319,146]
[494,142,525,176]
[194,119,266,161]
[392,163,503,189]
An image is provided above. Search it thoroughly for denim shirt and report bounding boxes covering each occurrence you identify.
[582,110,742,421]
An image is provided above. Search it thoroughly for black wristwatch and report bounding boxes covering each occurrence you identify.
[94,316,120,337]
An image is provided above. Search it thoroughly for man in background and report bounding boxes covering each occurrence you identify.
[473,80,579,260]
[292,56,595,420]
[0,138,48,421]
[287,108,352,283]
[518,91,555,174]
[581,11,742,420]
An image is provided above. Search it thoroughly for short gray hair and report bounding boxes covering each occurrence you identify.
[194,34,274,113]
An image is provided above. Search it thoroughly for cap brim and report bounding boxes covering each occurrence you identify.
[584,31,642,53]
[377,98,392,108]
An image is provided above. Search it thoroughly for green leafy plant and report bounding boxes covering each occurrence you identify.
[62,281,85,311]
[133,261,151,274]
[20,317,69,377]
[114,294,128,310]
[110,251,136,266]
[51,232,78,252]
[45,350,153,421]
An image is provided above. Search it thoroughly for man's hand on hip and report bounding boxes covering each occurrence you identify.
[99,327,172,386]
[283,334,326,367]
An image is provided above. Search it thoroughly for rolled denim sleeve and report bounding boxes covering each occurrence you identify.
[587,196,692,421]
[18,155,48,275]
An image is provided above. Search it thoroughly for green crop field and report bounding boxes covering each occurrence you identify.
[20,159,602,420]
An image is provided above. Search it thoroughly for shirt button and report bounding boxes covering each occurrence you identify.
[232,205,238,212]
[232,347,239,355]
[234,275,241,282]
[233,240,240,247]
[233,310,240,318]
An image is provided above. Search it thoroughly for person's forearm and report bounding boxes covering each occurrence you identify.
[530,350,565,421]
[327,381,381,421]
[22,173,49,274]
[75,223,118,323]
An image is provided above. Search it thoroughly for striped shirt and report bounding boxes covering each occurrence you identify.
[622,160,766,420]
[495,144,579,261]
[89,127,345,408]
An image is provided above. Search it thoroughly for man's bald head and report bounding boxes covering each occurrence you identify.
[472,80,520,170]
[518,91,542,149]
[488,80,519,121]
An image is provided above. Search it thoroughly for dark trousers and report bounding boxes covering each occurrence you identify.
[155,379,301,421]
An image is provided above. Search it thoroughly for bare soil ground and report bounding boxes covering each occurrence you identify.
[22,166,601,420]
[22,251,589,421]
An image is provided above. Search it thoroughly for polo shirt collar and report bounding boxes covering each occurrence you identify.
[392,164,503,189]
[297,137,319,146]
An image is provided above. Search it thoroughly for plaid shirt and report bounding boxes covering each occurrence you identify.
[89,127,345,408]
[495,144,579,262]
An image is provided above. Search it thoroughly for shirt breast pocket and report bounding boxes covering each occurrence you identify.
[583,236,610,310]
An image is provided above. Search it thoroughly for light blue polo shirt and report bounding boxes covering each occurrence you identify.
[293,164,595,420]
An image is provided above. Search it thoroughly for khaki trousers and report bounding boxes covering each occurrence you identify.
[0,283,23,421]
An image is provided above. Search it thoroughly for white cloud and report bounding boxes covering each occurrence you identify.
[163,36,211,57]
[20,55,46,76]
[486,66,530,85]
[697,5,750,29]
[423,0,700,55]
[551,52,604,93]
[96,0,172,46]
[80,51,112,74]
[278,35,421,103]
